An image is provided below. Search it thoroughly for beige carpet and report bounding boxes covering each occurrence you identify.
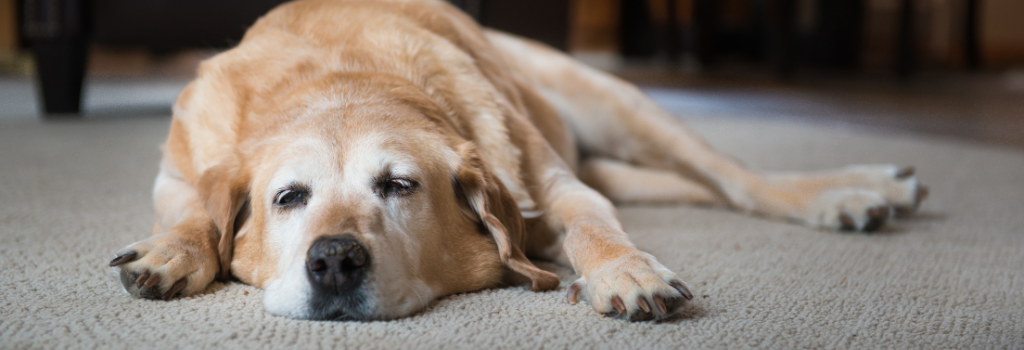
[1,114,1022,349]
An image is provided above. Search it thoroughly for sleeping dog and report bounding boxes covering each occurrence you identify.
[108,0,927,321]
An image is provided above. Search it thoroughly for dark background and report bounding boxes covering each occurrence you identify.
[1,0,1023,148]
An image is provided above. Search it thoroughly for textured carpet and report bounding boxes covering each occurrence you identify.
[1,112,1022,349]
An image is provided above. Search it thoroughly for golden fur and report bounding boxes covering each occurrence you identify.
[110,0,927,321]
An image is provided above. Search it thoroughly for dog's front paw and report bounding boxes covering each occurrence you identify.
[108,232,218,300]
[568,253,693,321]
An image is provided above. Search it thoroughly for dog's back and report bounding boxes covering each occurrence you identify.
[171,0,537,206]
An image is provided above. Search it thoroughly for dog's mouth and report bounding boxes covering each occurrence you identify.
[306,286,375,321]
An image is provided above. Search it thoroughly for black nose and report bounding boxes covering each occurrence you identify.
[306,235,370,293]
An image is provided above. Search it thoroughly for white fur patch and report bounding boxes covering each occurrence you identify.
[262,257,313,319]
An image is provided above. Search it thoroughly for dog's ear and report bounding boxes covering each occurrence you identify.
[196,160,249,281]
[452,143,559,292]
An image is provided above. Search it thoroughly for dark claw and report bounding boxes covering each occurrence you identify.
[109,251,138,267]
[838,213,857,231]
[916,185,929,204]
[895,166,915,179]
[162,278,188,301]
[670,280,693,300]
[637,297,651,313]
[143,273,162,288]
[567,282,583,305]
[653,294,668,315]
[135,269,151,288]
[863,206,890,232]
[610,295,626,315]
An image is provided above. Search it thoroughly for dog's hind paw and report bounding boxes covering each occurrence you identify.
[568,252,693,321]
[109,232,218,300]
[804,188,892,232]
[782,165,929,232]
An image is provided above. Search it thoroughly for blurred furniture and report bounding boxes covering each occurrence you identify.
[1,0,16,50]
[452,0,569,51]
[621,0,983,78]
[671,0,865,74]
[22,0,90,114]
[20,0,568,115]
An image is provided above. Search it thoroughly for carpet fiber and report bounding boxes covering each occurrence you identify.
[1,114,1022,349]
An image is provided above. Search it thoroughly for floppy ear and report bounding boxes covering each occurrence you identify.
[196,161,249,281]
[453,143,559,292]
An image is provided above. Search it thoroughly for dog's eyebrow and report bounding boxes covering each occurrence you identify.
[374,157,420,179]
[277,181,311,194]
[371,167,396,185]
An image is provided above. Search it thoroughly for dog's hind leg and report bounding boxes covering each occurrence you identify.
[579,158,927,220]
[489,31,926,231]
[577,157,724,206]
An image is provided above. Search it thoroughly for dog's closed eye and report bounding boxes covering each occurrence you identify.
[375,177,418,198]
[274,185,309,207]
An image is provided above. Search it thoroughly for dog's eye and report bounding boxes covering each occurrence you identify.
[377,178,417,197]
[274,188,308,207]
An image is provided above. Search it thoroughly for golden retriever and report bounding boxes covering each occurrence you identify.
[108,0,927,321]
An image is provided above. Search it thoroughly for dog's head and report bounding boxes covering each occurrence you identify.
[195,74,558,320]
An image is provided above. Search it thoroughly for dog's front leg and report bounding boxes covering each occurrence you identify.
[541,175,694,320]
[107,169,220,300]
